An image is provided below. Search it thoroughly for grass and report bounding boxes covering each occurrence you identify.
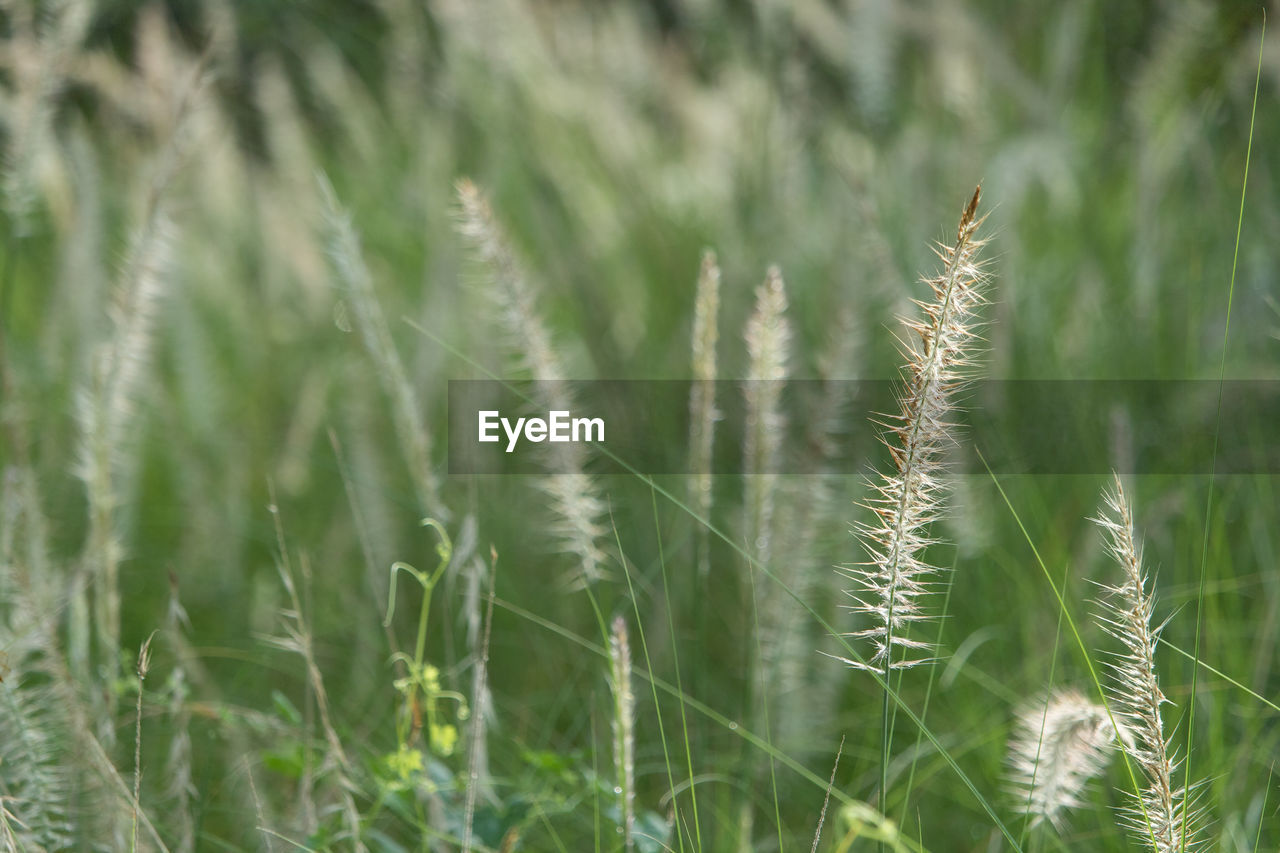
[0,1,1276,851]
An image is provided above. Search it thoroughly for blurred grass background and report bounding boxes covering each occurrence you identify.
[0,0,1277,850]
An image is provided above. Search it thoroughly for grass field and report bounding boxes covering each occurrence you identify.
[0,1,1277,851]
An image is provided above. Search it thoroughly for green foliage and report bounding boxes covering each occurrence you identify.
[384,520,470,759]
[0,1,1275,851]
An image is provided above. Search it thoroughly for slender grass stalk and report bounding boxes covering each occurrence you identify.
[318,176,446,521]
[1094,476,1204,852]
[131,632,155,853]
[163,581,196,853]
[245,759,276,853]
[592,711,602,853]
[810,737,845,853]
[265,495,366,852]
[462,548,497,853]
[80,714,171,851]
[75,206,175,711]
[608,615,636,852]
[1252,765,1272,853]
[642,485,700,852]
[455,179,607,587]
[897,552,958,831]
[689,249,721,582]
[686,250,721,806]
[742,266,790,853]
[72,61,205,712]
[1184,20,1266,850]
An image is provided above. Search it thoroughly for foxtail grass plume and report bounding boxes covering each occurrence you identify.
[740,267,794,834]
[75,207,176,705]
[455,179,607,587]
[843,187,988,672]
[1007,688,1124,830]
[688,250,721,579]
[1093,476,1204,852]
[2,0,91,235]
[743,266,791,567]
[742,266,803,732]
[608,615,636,852]
[318,176,445,521]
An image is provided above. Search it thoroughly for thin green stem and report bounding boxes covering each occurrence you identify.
[1159,639,1279,713]
[1251,764,1272,853]
[1184,18,1264,850]
[646,487,702,851]
[745,538,785,853]
[609,508,686,853]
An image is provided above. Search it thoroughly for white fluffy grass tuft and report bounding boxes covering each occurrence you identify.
[1007,688,1124,829]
